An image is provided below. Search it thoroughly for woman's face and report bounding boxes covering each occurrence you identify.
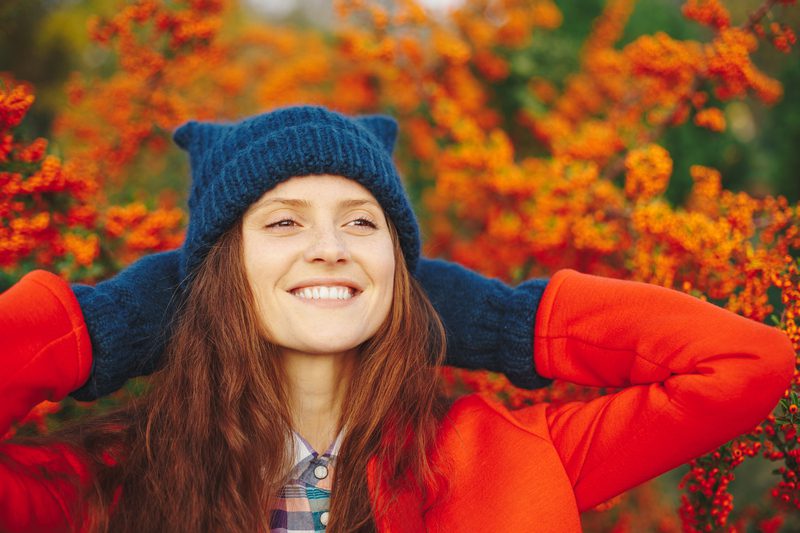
[241,174,395,356]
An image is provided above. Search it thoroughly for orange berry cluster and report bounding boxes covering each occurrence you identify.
[693,107,726,132]
[57,0,230,190]
[706,28,783,104]
[754,21,798,53]
[2,81,187,281]
[0,81,96,270]
[102,201,185,265]
[682,0,731,30]
[624,144,673,201]
[761,395,800,511]
[679,440,759,531]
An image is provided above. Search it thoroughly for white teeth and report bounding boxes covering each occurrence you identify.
[292,286,355,300]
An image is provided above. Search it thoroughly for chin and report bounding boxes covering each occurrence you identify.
[308,342,362,355]
[292,335,364,355]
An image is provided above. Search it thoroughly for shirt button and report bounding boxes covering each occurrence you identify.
[320,511,329,526]
[314,465,329,479]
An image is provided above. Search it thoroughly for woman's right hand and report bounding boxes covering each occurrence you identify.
[69,249,183,401]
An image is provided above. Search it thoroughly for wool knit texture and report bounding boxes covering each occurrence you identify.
[71,250,182,401]
[69,106,551,400]
[173,106,421,281]
[414,258,551,389]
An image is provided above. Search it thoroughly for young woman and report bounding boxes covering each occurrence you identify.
[0,106,795,532]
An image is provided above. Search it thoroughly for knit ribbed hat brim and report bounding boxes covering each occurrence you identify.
[174,106,421,281]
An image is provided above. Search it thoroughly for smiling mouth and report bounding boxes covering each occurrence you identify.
[289,286,359,301]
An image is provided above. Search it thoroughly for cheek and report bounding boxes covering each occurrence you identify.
[242,254,286,343]
[243,245,290,307]
[371,241,396,298]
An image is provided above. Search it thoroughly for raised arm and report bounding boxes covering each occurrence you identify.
[0,270,93,531]
[526,269,795,510]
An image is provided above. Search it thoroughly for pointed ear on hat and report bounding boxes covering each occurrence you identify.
[173,120,228,155]
[173,120,198,150]
[355,115,398,155]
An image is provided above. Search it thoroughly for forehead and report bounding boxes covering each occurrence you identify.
[248,175,379,211]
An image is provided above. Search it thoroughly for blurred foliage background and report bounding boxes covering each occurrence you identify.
[2,1,800,531]
[2,0,798,207]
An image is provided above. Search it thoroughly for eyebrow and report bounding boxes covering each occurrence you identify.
[252,197,380,210]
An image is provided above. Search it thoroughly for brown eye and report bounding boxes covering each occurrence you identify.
[348,217,377,229]
[267,219,299,228]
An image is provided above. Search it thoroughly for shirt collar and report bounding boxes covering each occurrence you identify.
[291,429,345,467]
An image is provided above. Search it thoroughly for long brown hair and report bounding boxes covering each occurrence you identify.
[56,217,449,532]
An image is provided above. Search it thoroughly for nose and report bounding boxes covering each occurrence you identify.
[303,224,351,264]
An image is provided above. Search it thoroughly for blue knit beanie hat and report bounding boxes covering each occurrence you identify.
[173,106,420,281]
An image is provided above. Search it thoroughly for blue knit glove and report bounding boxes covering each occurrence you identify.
[69,250,183,401]
[69,252,549,401]
[416,258,551,390]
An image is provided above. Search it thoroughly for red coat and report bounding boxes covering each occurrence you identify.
[1,269,795,532]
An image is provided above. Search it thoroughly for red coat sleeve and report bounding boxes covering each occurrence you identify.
[532,269,796,511]
[0,270,93,532]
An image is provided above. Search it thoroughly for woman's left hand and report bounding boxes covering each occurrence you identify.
[416,257,551,390]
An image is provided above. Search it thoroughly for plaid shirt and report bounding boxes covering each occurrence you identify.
[270,430,344,532]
